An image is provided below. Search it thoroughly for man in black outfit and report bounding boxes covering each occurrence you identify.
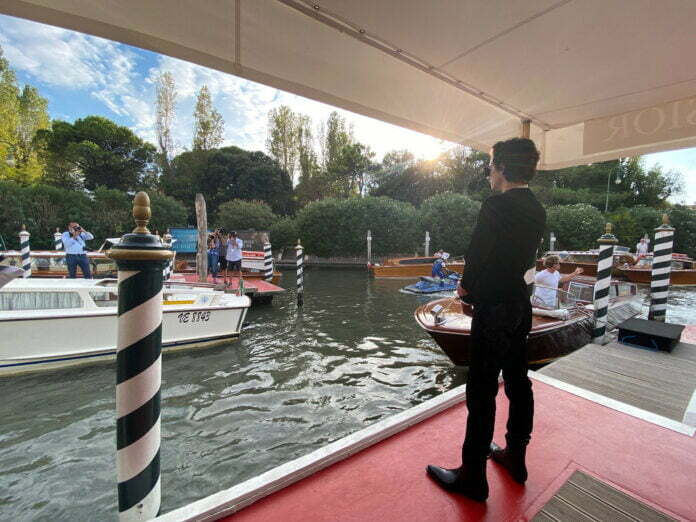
[427,138,546,501]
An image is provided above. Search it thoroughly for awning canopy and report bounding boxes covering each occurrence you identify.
[2,0,696,169]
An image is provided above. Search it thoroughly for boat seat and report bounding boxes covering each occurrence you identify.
[419,276,441,284]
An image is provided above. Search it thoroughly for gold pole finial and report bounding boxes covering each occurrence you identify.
[605,222,612,234]
[662,213,669,226]
[132,191,151,234]
[297,238,302,247]
[21,224,26,232]
[55,227,59,233]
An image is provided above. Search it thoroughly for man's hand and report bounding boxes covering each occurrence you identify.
[574,267,583,275]
[456,285,468,299]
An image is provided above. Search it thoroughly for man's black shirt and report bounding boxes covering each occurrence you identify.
[460,188,546,304]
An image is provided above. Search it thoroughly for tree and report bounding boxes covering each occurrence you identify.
[439,147,491,200]
[269,216,298,251]
[297,114,319,183]
[192,85,224,151]
[319,111,352,171]
[668,206,696,259]
[154,71,177,172]
[215,199,277,231]
[418,192,481,255]
[370,159,450,206]
[545,204,606,250]
[266,105,300,184]
[162,146,293,219]
[36,116,158,192]
[381,149,415,169]
[0,47,19,178]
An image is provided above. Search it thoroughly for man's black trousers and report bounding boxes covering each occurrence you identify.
[462,300,533,462]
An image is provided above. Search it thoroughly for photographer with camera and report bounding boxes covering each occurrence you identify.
[61,221,94,279]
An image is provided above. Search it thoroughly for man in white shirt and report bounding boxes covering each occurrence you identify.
[224,231,244,285]
[636,237,650,256]
[533,255,582,308]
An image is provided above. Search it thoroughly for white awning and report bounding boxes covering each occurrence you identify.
[2,0,696,169]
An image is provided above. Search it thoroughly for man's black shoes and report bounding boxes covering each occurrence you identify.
[426,463,489,502]
[489,441,528,484]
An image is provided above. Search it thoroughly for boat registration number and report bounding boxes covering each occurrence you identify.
[178,311,211,323]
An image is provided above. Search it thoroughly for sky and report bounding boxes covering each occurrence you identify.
[1,14,694,204]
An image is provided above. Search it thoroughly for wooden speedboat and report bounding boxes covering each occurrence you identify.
[369,256,464,278]
[0,278,250,376]
[415,277,641,366]
[618,253,696,286]
[0,250,117,278]
[536,250,636,277]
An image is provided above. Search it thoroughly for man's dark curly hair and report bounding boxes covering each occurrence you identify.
[491,138,540,183]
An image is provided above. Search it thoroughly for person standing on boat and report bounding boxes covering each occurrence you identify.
[62,222,94,279]
[224,231,244,286]
[533,255,583,308]
[427,138,546,502]
[636,237,650,257]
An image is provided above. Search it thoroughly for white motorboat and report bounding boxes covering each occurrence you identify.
[0,278,250,376]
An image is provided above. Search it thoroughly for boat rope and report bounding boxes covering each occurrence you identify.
[648,214,674,322]
[19,225,31,278]
[263,242,273,282]
[296,240,304,307]
[592,223,617,344]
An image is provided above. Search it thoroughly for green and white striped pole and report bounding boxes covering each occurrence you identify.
[107,192,172,521]
[19,225,31,278]
[648,214,675,322]
[592,223,618,344]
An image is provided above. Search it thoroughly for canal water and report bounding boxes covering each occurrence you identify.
[0,269,694,520]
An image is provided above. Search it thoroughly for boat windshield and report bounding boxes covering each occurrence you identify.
[0,291,83,311]
[532,284,583,310]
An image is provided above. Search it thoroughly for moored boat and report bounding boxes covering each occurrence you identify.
[174,250,283,284]
[369,256,465,278]
[401,273,461,294]
[618,253,696,286]
[535,249,636,277]
[0,278,250,376]
[0,250,117,278]
[415,278,641,366]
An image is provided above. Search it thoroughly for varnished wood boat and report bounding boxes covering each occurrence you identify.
[535,250,636,277]
[0,250,117,278]
[618,253,696,286]
[369,256,464,278]
[173,250,282,284]
[415,278,641,366]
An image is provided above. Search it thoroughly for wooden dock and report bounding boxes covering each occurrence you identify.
[538,332,696,429]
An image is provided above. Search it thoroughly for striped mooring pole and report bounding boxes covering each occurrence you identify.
[648,214,675,322]
[263,242,273,282]
[592,223,618,344]
[19,225,31,278]
[162,232,173,281]
[296,239,304,307]
[54,227,63,250]
[107,192,172,521]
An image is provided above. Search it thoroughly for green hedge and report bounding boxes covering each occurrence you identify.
[545,204,605,251]
[296,196,419,257]
[215,199,277,232]
[418,192,481,256]
[0,180,186,250]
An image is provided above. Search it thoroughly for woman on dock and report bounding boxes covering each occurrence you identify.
[207,233,220,282]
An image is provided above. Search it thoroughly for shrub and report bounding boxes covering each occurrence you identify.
[668,205,696,258]
[546,204,605,251]
[269,217,298,251]
[418,192,481,256]
[296,196,419,257]
[215,199,277,232]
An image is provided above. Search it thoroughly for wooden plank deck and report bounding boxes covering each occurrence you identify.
[538,338,696,425]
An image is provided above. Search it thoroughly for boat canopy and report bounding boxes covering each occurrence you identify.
[3,1,696,168]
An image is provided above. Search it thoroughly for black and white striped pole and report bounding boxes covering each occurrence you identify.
[19,225,31,278]
[592,223,618,344]
[107,192,172,521]
[263,242,273,282]
[54,227,63,251]
[162,232,173,281]
[296,239,304,307]
[648,214,675,322]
